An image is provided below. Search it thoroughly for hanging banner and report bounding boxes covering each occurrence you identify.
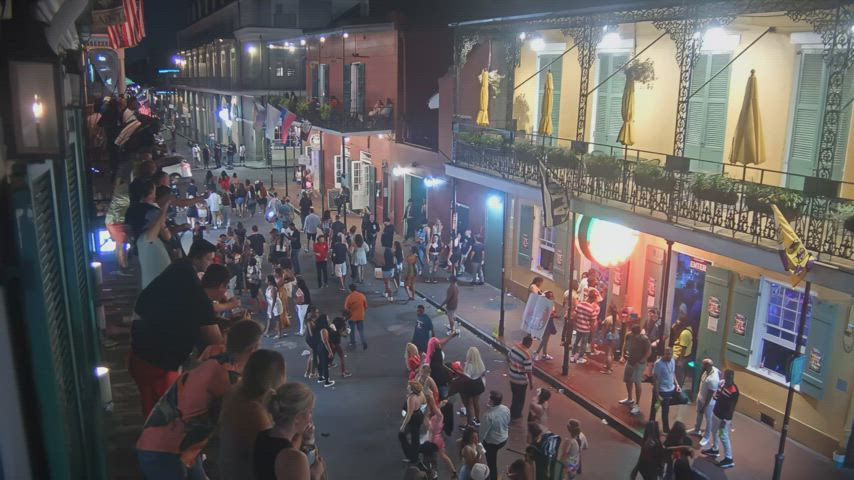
[93,0,125,27]
[521,293,553,339]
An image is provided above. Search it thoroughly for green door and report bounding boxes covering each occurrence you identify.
[685,53,732,173]
[695,266,731,371]
[592,52,629,151]
[407,174,427,221]
[537,54,563,141]
[786,52,853,188]
[724,274,760,367]
[800,298,842,400]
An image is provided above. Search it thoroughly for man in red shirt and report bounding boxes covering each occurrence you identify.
[570,289,600,364]
[344,283,368,350]
[313,234,329,288]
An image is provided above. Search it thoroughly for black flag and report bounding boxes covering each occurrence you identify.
[538,158,570,228]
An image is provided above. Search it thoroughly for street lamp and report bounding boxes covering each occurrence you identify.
[488,193,507,338]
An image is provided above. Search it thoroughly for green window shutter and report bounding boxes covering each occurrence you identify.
[311,64,319,99]
[321,64,330,100]
[725,274,760,367]
[786,53,824,188]
[343,63,352,112]
[517,204,534,267]
[593,53,628,149]
[696,266,732,367]
[800,299,841,400]
[687,53,731,172]
[832,69,854,179]
[357,63,366,114]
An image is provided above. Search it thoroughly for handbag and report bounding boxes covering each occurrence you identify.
[670,391,690,406]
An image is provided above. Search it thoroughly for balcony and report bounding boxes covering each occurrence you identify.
[170,73,305,93]
[452,123,854,269]
[298,102,393,134]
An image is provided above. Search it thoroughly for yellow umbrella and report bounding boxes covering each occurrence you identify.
[538,70,554,136]
[730,69,765,165]
[476,69,490,126]
[617,76,635,146]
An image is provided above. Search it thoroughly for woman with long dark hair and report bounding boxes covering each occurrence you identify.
[313,314,336,387]
[399,380,427,464]
[633,421,665,480]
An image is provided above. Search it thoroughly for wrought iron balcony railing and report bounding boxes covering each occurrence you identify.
[300,108,393,133]
[452,123,854,266]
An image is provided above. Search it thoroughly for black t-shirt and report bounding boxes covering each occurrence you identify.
[331,221,346,237]
[124,202,158,239]
[471,243,485,263]
[299,197,312,215]
[364,221,379,240]
[132,259,216,370]
[248,233,266,256]
[331,242,348,264]
[381,224,395,248]
[383,247,396,271]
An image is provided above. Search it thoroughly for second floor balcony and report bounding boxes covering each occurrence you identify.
[452,122,854,270]
[293,98,393,134]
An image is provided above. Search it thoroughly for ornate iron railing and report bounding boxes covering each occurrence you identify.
[452,124,854,265]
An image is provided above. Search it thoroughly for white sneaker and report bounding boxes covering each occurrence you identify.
[699,436,710,447]
[618,398,635,405]
[578,358,588,365]
[630,405,641,415]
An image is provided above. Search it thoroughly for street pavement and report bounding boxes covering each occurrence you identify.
[97,139,853,479]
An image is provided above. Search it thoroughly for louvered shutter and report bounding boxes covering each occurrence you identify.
[593,53,628,149]
[357,63,366,115]
[786,53,824,188]
[343,63,352,113]
[686,53,731,172]
[311,64,319,99]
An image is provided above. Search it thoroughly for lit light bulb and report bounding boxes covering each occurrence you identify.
[343,32,349,39]
[320,36,326,43]
[248,45,257,55]
[300,39,306,46]
[519,32,526,41]
[32,94,43,121]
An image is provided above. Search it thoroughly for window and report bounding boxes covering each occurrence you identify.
[276,66,284,77]
[535,210,556,275]
[785,51,853,188]
[751,279,812,381]
[685,53,732,172]
[592,52,628,150]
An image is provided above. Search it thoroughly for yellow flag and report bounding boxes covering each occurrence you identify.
[771,204,813,287]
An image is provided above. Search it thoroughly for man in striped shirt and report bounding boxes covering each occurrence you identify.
[507,335,534,420]
[571,289,600,364]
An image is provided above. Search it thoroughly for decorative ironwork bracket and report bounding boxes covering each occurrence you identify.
[565,25,603,141]
[456,33,481,68]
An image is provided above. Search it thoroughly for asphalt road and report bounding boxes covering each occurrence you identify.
[181,159,638,480]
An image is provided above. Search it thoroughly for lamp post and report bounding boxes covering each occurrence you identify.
[561,211,576,376]
[492,193,508,338]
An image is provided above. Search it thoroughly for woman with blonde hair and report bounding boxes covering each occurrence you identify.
[457,346,487,426]
[254,382,325,480]
[405,343,421,380]
[219,350,287,480]
[399,380,427,464]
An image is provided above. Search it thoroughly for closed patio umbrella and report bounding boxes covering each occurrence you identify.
[730,69,765,165]
[476,69,490,126]
[617,76,635,146]
[538,70,554,136]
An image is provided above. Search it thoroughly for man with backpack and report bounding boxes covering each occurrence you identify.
[527,422,562,480]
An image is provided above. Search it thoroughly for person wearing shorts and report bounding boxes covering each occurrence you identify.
[105,177,130,272]
[620,324,650,416]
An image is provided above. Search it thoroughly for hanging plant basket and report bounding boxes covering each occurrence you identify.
[691,174,739,205]
[743,184,804,220]
[514,141,539,165]
[585,155,623,180]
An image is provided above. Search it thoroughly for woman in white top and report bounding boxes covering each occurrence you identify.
[558,419,588,479]
[265,274,284,339]
[136,184,173,288]
[352,234,369,283]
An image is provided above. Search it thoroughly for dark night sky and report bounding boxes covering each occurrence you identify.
[125,0,184,71]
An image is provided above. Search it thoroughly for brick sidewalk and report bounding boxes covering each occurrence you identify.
[414,277,854,480]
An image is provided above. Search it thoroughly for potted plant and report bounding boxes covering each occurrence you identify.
[584,154,622,180]
[319,103,332,121]
[830,202,854,234]
[514,141,539,165]
[547,146,581,170]
[295,99,309,118]
[742,183,804,220]
[624,58,657,86]
[634,159,675,191]
[691,173,739,205]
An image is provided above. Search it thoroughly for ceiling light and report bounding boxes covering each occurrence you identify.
[518,32,526,41]
[343,32,349,39]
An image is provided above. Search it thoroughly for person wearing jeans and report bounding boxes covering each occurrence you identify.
[693,359,720,443]
[480,391,511,480]
[703,369,739,469]
[571,290,599,364]
[507,335,534,420]
[344,284,368,349]
[652,347,679,433]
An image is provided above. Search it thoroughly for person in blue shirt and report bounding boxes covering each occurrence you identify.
[653,347,680,434]
[411,304,434,353]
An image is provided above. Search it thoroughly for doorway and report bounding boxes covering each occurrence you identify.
[404,174,426,239]
[454,203,470,237]
[666,252,711,397]
[350,153,372,211]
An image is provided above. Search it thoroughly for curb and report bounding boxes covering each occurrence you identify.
[415,287,643,446]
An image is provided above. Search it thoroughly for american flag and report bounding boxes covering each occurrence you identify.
[107,0,145,49]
